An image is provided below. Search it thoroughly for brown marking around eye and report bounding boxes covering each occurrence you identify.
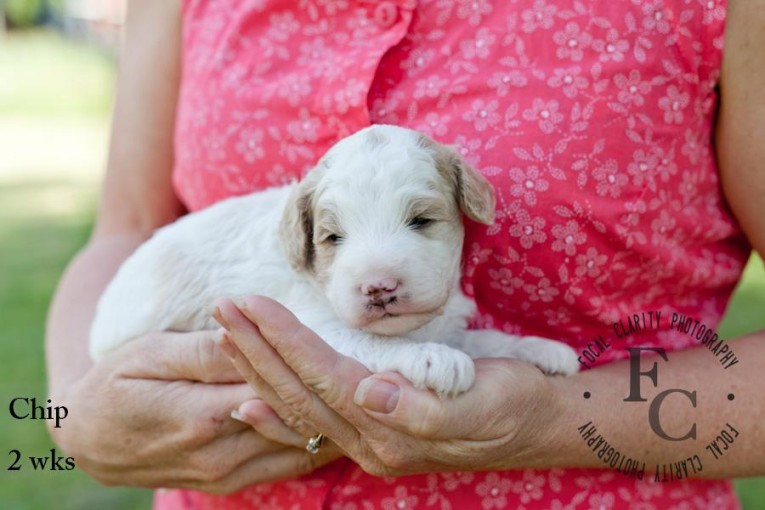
[314,207,344,243]
[311,206,343,287]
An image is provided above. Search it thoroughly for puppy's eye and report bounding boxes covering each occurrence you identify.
[324,234,343,245]
[407,217,433,230]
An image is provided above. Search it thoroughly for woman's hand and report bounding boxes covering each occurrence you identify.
[215,296,564,477]
[49,329,342,494]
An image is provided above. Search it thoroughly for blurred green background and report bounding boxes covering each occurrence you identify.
[1,17,764,510]
[0,22,152,510]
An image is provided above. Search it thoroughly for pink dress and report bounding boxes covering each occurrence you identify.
[160,0,749,508]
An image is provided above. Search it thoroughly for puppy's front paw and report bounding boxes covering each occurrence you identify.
[389,343,476,396]
[515,336,580,375]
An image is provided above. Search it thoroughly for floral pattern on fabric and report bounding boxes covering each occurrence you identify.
[159,0,747,507]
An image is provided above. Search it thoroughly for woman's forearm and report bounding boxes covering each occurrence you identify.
[46,234,148,396]
[47,0,183,397]
[540,331,765,479]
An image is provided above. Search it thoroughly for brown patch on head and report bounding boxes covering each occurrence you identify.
[279,167,323,272]
[279,161,343,287]
[418,135,496,225]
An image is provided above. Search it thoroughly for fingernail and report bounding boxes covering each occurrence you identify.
[214,328,236,358]
[238,399,262,417]
[214,306,230,330]
[354,378,400,414]
[230,409,247,423]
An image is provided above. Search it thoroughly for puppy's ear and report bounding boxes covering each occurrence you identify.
[279,172,319,272]
[421,136,496,225]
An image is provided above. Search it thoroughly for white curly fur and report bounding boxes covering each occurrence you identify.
[90,125,578,395]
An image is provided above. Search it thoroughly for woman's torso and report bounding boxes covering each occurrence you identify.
[162,0,748,507]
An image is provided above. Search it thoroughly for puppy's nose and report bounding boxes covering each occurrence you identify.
[361,278,400,297]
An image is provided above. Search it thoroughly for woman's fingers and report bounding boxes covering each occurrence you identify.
[157,381,258,438]
[123,431,342,492]
[215,298,371,461]
[196,442,344,494]
[354,360,541,441]
[231,297,381,430]
[215,300,344,432]
[233,399,308,448]
[117,328,245,383]
[55,324,342,492]
[93,330,260,441]
[213,305,320,438]
[353,372,458,438]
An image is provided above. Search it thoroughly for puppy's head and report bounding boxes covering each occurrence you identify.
[279,125,495,335]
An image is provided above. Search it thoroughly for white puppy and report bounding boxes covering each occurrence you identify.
[90,125,578,395]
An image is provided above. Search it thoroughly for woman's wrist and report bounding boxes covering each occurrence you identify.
[543,374,590,468]
[502,372,589,471]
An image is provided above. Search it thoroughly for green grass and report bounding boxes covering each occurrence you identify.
[0,29,114,117]
[0,28,763,509]
[0,192,150,509]
[0,29,152,510]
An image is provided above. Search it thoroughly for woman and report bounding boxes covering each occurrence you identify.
[47,0,764,508]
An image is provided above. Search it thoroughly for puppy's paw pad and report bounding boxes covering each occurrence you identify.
[516,337,580,375]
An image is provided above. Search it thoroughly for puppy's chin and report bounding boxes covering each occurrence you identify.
[359,313,438,336]
[359,312,437,336]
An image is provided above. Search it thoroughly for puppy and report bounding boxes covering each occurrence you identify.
[90,125,578,395]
